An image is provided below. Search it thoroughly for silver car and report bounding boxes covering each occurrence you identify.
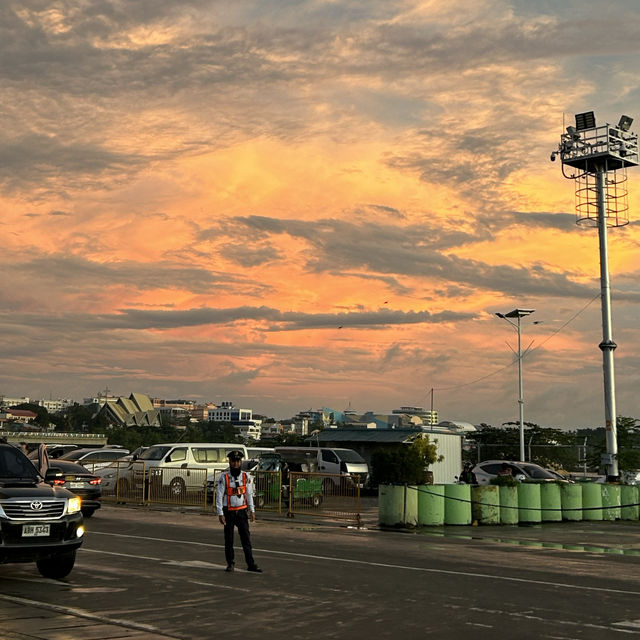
[472,460,568,485]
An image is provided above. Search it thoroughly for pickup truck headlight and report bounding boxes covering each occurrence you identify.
[67,496,82,514]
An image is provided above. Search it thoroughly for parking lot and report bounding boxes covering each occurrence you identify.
[1,503,639,639]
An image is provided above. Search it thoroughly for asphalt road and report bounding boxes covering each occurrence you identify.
[1,504,639,639]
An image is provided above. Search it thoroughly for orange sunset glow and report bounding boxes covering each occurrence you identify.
[2,1,640,428]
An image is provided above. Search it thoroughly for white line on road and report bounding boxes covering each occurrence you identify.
[91,531,640,597]
[0,592,183,638]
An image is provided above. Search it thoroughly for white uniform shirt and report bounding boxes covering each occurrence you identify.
[215,469,255,516]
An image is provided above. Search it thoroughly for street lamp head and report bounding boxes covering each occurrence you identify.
[504,308,535,318]
[495,312,505,319]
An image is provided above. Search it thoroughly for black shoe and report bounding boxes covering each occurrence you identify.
[225,564,234,572]
[247,565,262,573]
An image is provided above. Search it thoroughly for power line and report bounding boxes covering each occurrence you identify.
[428,292,601,396]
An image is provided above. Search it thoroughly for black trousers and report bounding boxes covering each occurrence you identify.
[223,507,256,568]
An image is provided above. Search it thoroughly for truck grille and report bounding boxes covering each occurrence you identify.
[1,500,66,520]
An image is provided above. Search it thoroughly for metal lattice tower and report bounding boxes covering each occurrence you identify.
[551,111,638,479]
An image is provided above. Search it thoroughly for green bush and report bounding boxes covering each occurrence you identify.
[371,447,425,485]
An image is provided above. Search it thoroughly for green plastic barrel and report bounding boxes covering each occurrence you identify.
[561,483,583,521]
[499,485,519,525]
[601,484,621,521]
[378,484,405,527]
[620,485,639,521]
[581,483,603,521]
[472,485,500,525]
[404,485,419,528]
[444,484,472,525]
[517,483,541,523]
[540,483,562,522]
[418,484,445,526]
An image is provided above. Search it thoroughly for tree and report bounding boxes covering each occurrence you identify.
[371,446,424,486]
[13,403,50,428]
[585,416,640,473]
[410,434,444,481]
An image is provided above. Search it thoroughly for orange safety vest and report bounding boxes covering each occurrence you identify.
[224,472,248,510]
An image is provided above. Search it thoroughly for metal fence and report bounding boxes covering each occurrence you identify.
[100,464,362,523]
[99,462,208,507]
[286,472,361,523]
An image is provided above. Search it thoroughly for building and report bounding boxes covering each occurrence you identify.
[36,398,74,413]
[0,395,31,408]
[309,427,463,484]
[83,389,119,406]
[392,406,438,426]
[0,408,38,428]
[189,404,216,421]
[207,401,262,442]
[97,392,161,428]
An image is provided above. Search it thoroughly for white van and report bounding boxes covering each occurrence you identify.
[135,443,248,496]
[274,446,370,488]
[247,446,275,459]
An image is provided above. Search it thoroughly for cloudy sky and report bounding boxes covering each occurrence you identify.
[2,0,640,428]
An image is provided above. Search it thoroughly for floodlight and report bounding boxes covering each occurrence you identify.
[618,115,633,132]
[575,111,596,131]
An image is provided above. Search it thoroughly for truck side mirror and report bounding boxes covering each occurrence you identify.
[45,467,63,482]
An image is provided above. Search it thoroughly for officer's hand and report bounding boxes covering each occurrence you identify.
[249,511,256,523]
[218,515,226,526]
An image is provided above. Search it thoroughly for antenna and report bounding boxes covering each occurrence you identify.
[551,112,638,480]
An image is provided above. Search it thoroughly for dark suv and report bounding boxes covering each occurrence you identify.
[0,443,84,579]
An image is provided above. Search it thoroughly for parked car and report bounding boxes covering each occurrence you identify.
[0,442,84,579]
[274,446,370,489]
[472,460,570,485]
[58,447,130,471]
[95,458,139,495]
[44,460,102,517]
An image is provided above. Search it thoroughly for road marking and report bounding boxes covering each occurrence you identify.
[0,592,182,638]
[91,531,640,597]
[615,620,640,630]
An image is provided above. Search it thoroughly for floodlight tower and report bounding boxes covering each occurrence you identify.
[551,111,638,480]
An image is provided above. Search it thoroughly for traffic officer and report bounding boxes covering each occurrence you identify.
[215,449,262,573]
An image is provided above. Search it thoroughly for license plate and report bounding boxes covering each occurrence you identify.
[22,524,50,537]
[69,482,85,489]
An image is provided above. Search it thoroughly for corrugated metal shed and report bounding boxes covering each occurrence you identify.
[312,428,420,444]
[310,428,463,484]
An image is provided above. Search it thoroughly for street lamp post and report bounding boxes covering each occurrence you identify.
[496,308,535,462]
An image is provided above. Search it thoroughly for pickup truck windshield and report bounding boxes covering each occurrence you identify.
[0,447,39,481]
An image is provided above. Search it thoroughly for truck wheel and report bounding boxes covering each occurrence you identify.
[37,551,76,580]
[256,494,266,508]
[169,477,186,498]
[312,493,323,508]
[82,508,95,518]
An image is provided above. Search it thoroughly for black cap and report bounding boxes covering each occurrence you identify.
[228,450,244,461]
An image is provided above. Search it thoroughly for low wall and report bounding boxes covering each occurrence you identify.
[378,483,640,527]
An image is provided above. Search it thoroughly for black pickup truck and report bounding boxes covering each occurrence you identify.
[0,442,84,579]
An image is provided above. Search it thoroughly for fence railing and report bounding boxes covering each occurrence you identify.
[99,463,362,522]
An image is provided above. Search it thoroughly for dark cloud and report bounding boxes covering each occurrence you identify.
[3,254,263,299]
[224,215,597,300]
[0,132,147,192]
[0,305,476,334]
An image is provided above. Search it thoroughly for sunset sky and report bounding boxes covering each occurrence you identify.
[2,0,640,428]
